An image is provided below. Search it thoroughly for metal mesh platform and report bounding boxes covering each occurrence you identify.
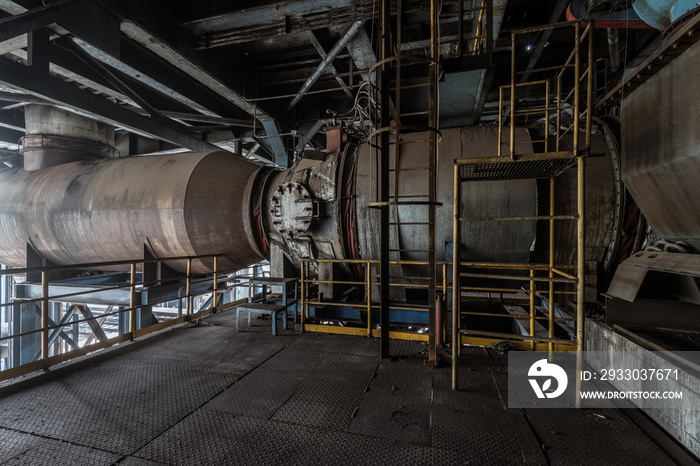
[0,308,685,465]
[458,153,577,181]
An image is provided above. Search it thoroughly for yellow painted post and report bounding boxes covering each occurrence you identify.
[544,80,550,153]
[300,262,305,331]
[586,24,593,150]
[443,262,448,343]
[129,263,136,340]
[556,74,562,152]
[41,270,48,371]
[576,150,586,406]
[549,178,555,357]
[186,258,192,319]
[213,256,218,311]
[529,268,535,351]
[366,262,372,337]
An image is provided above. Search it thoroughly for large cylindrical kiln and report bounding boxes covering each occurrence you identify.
[0,152,263,273]
[0,122,624,289]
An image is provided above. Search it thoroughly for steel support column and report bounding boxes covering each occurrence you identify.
[428,0,440,364]
[379,0,391,358]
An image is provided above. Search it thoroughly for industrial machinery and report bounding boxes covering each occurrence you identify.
[0,105,626,340]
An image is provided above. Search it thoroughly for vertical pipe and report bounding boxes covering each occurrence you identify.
[529,268,535,351]
[186,259,192,319]
[41,270,48,370]
[367,262,372,337]
[129,263,136,339]
[213,256,218,311]
[393,0,402,204]
[452,164,461,390]
[428,0,438,364]
[510,32,516,159]
[548,178,555,357]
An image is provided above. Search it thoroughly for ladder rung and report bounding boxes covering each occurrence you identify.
[389,195,431,199]
[399,111,430,117]
[391,83,431,91]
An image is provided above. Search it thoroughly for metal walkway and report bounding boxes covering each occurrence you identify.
[0,309,687,465]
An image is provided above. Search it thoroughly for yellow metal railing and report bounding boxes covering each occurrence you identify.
[452,21,593,392]
[0,253,246,383]
[452,162,584,390]
[498,21,594,158]
[300,258,438,342]
[298,257,579,350]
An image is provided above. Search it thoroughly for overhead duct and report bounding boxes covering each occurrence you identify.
[633,0,700,30]
[20,105,118,171]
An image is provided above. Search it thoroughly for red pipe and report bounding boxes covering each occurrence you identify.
[566,5,652,28]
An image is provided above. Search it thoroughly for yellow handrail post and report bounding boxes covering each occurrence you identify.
[549,178,555,357]
[129,263,136,340]
[366,261,372,337]
[442,262,448,343]
[41,270,49,371]
[529,268,535,351]
[544,80,550,153]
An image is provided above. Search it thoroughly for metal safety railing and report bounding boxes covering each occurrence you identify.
[300,258,436,341]
[498,21,594,158]
[453,261,578,347]
[0,253,247,383]
[452,157,585,389]
[299,258,575,344]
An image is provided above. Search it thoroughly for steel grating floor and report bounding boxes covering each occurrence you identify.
[0,310,690,465]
